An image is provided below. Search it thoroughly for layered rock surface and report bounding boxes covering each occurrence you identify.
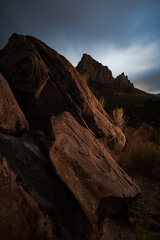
[0,34,141,240]
[50,112,140,227]
[76,54,153,104]
[0,33,125,152]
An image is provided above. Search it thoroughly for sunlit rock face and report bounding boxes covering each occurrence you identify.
[0,33,125,152]
[0,34,140,240]
[50,112,140,226]
[76,54,154,104]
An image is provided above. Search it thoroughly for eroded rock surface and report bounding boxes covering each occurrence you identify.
[0,157,54,240]
[0,34,125,152]
[0,34,141,240]
[50,112,140,227]
[0,73,28,135]
[0,132,94,240]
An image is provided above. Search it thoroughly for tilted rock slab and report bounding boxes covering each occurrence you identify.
[50,112,140,227]
[0,132,94,240]
[0,73,28,135]
[0,33,125,152]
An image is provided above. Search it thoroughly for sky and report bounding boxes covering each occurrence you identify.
[0,0,160,93]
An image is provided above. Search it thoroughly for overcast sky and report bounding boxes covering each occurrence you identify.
[0,0,160,93]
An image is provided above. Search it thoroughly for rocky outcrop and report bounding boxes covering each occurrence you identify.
[76,54,153,104]
[0,73,28,135]
[0,156,54,240]
[50,112,140,228]
[0,132,94,240]
[115,72,134,88]
[0,34,141,240]
[76,54,114,84]
[0,33,125,152]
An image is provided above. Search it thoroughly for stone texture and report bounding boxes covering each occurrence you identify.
[50,112,140,227]
[0,132,94,240]
[0,73,28,135]
[0,33,125,152]
[0,157,54,240]
[0,34,142,240]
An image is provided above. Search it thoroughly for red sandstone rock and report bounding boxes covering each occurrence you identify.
[0,34,125,151]
[0,34,141,240]
[50,112,140,227]
[0,73,28,135]
[0,157,54,240]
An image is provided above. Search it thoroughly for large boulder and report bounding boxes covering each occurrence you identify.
[0,73,28,135]
[0,132,94,240]
[50,112,140,227]
[0,33,125,152]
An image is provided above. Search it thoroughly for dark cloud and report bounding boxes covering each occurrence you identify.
[134,70,160,93]
[0,0,160,92]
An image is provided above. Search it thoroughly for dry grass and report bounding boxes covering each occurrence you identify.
[118,124,160,179]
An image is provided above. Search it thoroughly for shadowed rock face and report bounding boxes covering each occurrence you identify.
[76,54,114,84]
[0,156,54,240]
[76,54,153,104]
[0,34,140,240]
[50,112,140,227]
[0,33,125,152]
[0,132,94,240]
[0,73,28,135]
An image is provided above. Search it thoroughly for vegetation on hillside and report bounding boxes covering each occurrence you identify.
[103,98,160,240]
[105,98,160,128]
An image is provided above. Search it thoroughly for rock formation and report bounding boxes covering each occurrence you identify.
[0,73,28,135]
[0,34,126,151]
[0,34,140,240]
[50,112,140,227]
[76,54,153,104]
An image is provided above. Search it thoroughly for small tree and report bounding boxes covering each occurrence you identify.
[113,107,124,129]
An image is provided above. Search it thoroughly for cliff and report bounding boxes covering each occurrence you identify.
[76,54,153,104]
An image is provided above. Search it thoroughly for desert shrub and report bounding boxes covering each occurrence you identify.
[130,141,160,178]
[99,96,105,109]
[104,98,160,128]
[138,123,160,145]
[112,107,124,129]
[120,141,160,179]
[119,125,160,179]
[129,191,160,240]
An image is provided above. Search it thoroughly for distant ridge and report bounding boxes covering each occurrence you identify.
[153,93,160,98]
[76,54,154,104]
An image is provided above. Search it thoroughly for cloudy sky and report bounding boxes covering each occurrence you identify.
[0,0,160,93]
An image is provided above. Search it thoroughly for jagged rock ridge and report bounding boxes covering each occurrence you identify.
[76,54,153,104]
[0,34,140,240]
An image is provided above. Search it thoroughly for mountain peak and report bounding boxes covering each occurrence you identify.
[76,53,113,83]
[116,72,134,87]
[76,54,153,104]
